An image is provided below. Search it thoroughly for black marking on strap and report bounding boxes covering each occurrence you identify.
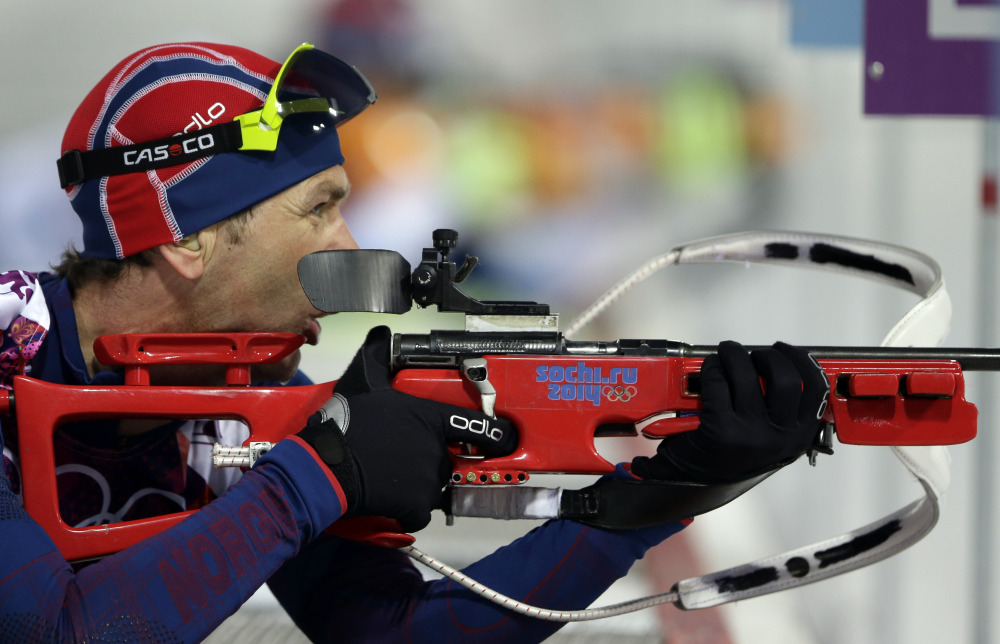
[714,566,779,593]
[815,519,902,569]
[785,556,810,578]
[809,243,914,286]
[764,242,799,260]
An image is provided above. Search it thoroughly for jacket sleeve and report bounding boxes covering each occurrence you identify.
[0,433,345,643]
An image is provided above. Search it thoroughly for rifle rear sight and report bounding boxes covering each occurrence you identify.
[409,229,550,317]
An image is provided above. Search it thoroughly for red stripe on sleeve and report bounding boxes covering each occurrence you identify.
[287,435,349,513]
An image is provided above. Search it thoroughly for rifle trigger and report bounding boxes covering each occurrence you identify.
[808,423,835,466]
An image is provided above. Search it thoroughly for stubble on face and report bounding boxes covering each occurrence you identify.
[176,166,356,384]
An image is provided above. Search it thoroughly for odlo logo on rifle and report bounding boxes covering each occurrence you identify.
[450,415,504,442]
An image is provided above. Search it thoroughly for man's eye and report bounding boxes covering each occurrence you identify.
[311,204,325,216]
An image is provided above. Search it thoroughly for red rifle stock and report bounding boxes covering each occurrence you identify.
[4,330,981,561]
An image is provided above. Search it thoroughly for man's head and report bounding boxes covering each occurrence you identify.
[59,42,374,260]
[57,42,375,382]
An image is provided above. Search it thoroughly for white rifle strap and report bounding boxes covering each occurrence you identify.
[637,231,952,609]
[417,231,954,618]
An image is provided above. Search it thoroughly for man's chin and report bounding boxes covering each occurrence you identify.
[252,348,303,384]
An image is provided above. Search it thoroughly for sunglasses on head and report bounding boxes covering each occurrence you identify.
[57,43,377,189]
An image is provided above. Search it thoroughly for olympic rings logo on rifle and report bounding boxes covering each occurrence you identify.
[603,385,638,402]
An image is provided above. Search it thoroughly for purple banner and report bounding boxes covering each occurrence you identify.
[865,0,997,115]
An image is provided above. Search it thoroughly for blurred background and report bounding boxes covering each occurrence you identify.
[1,1,997,642]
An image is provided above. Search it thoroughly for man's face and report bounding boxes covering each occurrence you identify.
[192,164,357,381]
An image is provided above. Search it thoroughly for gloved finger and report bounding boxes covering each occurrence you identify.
[437,404,518,457]
[335,326,393,396]
[716,340,766,417]
[697,353,732,415]
[396,505,435,533]
[773,342,830,427]
[391,446,450,533]
[630,435,696,481]
[750,346,802,429]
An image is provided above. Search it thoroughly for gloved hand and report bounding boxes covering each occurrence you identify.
[297,326,516,532]
[631,341,829,484]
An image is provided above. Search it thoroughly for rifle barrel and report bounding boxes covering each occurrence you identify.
[394,332,1000,372]
[684,345,1000,372]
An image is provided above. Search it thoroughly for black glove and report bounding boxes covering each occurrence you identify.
[631,341,829,484]
[297,326,517,532]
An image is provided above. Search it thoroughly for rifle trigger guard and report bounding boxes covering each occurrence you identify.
[461,357,496,418]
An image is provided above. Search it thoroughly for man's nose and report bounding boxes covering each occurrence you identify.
[325,221,360,251]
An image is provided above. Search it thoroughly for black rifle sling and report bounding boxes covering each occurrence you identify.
[559,469,778,529]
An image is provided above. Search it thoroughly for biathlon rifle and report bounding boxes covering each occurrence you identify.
[2,229,989,609]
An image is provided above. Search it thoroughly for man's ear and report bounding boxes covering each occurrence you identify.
[158,228,217,280]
